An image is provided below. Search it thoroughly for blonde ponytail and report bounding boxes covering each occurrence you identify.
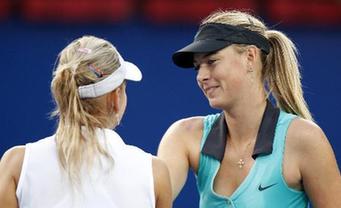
[51,36,120,184]
[51,66,85,183]
[264,30,312,120]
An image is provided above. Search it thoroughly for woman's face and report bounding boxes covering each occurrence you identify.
[194,45,253,109]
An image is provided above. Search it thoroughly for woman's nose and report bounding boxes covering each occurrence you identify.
[196,65,210,83]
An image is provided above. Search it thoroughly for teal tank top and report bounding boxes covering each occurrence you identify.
[197,111,308,208]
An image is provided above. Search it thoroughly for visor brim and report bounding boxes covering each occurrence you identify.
[172,40,232,68]
[124,61,142,81]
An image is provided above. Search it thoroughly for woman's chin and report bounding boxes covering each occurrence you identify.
[208,99,223,110]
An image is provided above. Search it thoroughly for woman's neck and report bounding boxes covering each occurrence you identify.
[223,97,267,144]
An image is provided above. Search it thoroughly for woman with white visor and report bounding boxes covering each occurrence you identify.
[0,36,172,208]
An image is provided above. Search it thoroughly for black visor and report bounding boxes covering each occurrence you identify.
[172,23,270,68]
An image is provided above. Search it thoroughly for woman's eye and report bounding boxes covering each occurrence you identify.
[207,59,216,65]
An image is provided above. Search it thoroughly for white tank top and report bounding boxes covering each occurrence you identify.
[16,129,155,208]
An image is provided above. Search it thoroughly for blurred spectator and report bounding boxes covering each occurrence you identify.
[266,0,341,25]
[0,0,10,21]
[143,0,258,24]
[21,0,136,23]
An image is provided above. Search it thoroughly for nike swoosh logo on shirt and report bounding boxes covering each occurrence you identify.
[258,183,277,191]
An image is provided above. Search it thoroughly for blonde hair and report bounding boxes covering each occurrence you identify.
[202,10,312,120]
[51,36,121,184]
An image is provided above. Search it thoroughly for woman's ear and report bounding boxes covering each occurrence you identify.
[108,88,120,113]
[246,45,258,64]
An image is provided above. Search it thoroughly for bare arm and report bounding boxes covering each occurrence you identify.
[157,118,202,200]
[0,146,25,208]
[294,120,341,207]
[152,157,172,208]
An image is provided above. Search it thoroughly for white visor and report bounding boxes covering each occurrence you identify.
[78,51,142,98]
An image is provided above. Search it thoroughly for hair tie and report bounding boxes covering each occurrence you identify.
[88,64,104,78]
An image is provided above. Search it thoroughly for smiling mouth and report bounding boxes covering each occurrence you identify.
[204,86,218,95]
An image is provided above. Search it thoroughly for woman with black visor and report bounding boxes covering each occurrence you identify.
[158,10,341,208]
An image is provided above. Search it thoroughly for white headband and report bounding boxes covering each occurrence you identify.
[78,51,142,98]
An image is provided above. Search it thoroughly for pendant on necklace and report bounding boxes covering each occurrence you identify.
[237,159,245,169]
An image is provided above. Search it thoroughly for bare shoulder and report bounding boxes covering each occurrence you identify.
[161,116,204,143]
[168,116,204,132]
[0,146,26,183]
[1,146,26,167]
[157,116,205,196]
[287,118,330,153]
[285,117,332,175]
[158,116,204,165]
[287,117,341,207]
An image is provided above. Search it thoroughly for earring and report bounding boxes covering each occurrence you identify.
[115,114,121,126]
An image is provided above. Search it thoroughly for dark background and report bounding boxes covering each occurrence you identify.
[1,0,340,207]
